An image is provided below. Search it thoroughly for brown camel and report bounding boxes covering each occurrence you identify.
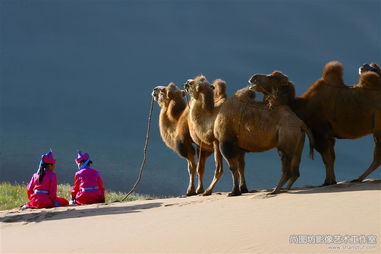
[249,61,381,185]
[152,83,211,196]
[184,76,229,195]
[213,85,314,196]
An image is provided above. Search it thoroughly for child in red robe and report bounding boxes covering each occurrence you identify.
[71,152,105,205]
[23,152,69,209]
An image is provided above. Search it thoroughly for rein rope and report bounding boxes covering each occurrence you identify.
[121,96,154,202]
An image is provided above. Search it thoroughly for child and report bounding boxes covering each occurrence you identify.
[23,152,69,209]
[71,152,105,205]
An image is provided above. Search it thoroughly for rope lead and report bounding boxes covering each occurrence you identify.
[121,96,155,202]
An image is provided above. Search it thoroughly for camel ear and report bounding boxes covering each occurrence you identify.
[181,90,186,97]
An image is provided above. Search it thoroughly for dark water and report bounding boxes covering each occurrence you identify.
[1,0,381,197]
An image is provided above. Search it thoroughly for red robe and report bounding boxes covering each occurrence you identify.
[71,167,105,205]
[26,170,69,208]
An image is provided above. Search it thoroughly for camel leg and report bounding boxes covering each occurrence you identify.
[220,140,241,196]
[316,136,337,186]
[286,163,300,190]
[176,140,197,196]
[227,163,241,196]
[271,150,291,195]
[237,152,249,193]
[286,134,304,190]
[185,158,197,196]
[352,134,381,182]
[196,150,210,194]
[203,142,224,196]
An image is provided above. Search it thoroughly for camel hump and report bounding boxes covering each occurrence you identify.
[358,71,381,89]
[235,87,256,101]
[322,61,344,86]
[167,82,177,89]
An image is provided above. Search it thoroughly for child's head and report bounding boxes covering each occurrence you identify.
[38,152,56,183]
[75,152,92,169]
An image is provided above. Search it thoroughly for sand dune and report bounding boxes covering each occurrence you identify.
[1,179,380,253]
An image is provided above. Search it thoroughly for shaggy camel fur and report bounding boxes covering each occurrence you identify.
[152,83,211,196]
[249,61,381,185]
[184,76,228,195]
[213,86,314,196]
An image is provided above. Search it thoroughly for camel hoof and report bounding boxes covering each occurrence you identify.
[267,191,278,196]
[351,179,362,183]
[202,190,212,196]
[240,186,249,193]
[321,181,337,186]
[228,191,241,197]
[196,188,204,195]
[186,190,196,196]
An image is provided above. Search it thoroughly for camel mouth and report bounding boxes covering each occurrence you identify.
[248,75,269,94]
[248,84,256,90]
[248,82,259,92]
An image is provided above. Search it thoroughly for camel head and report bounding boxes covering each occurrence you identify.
[359,63,381,76]
[249,71,289,94]
[152,83,186,107]
[249,71,296,105]
[212,79,227,102]
[184,75,214,100]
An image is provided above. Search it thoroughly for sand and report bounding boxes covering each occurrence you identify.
[1,179,380,254]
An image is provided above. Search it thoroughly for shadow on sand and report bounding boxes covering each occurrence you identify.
[286,179,381,195]
[1,202,162,224]
[247,179,381,198]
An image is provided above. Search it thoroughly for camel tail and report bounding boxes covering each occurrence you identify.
[302,123,315,160]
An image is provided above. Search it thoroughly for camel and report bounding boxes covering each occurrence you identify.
[184,76,228,195]
[249,61,381,185]
[213,86,314,196]
[152,83,211,196]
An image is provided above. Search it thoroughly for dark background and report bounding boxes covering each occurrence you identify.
[1,0,380,197]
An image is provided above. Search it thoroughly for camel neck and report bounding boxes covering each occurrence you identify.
[165,99,186,122]
[200,89,215,112]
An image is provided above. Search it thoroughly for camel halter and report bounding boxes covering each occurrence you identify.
[121,96,154,201]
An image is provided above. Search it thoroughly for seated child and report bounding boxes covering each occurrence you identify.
[23,152,69,209]
[71,152,105,205]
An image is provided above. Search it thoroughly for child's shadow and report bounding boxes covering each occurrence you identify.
[1,202,162,224]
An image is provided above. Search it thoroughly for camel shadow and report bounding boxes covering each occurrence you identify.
[0,202,162,224]
[288,179,381,195]
[247,178,381,197]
